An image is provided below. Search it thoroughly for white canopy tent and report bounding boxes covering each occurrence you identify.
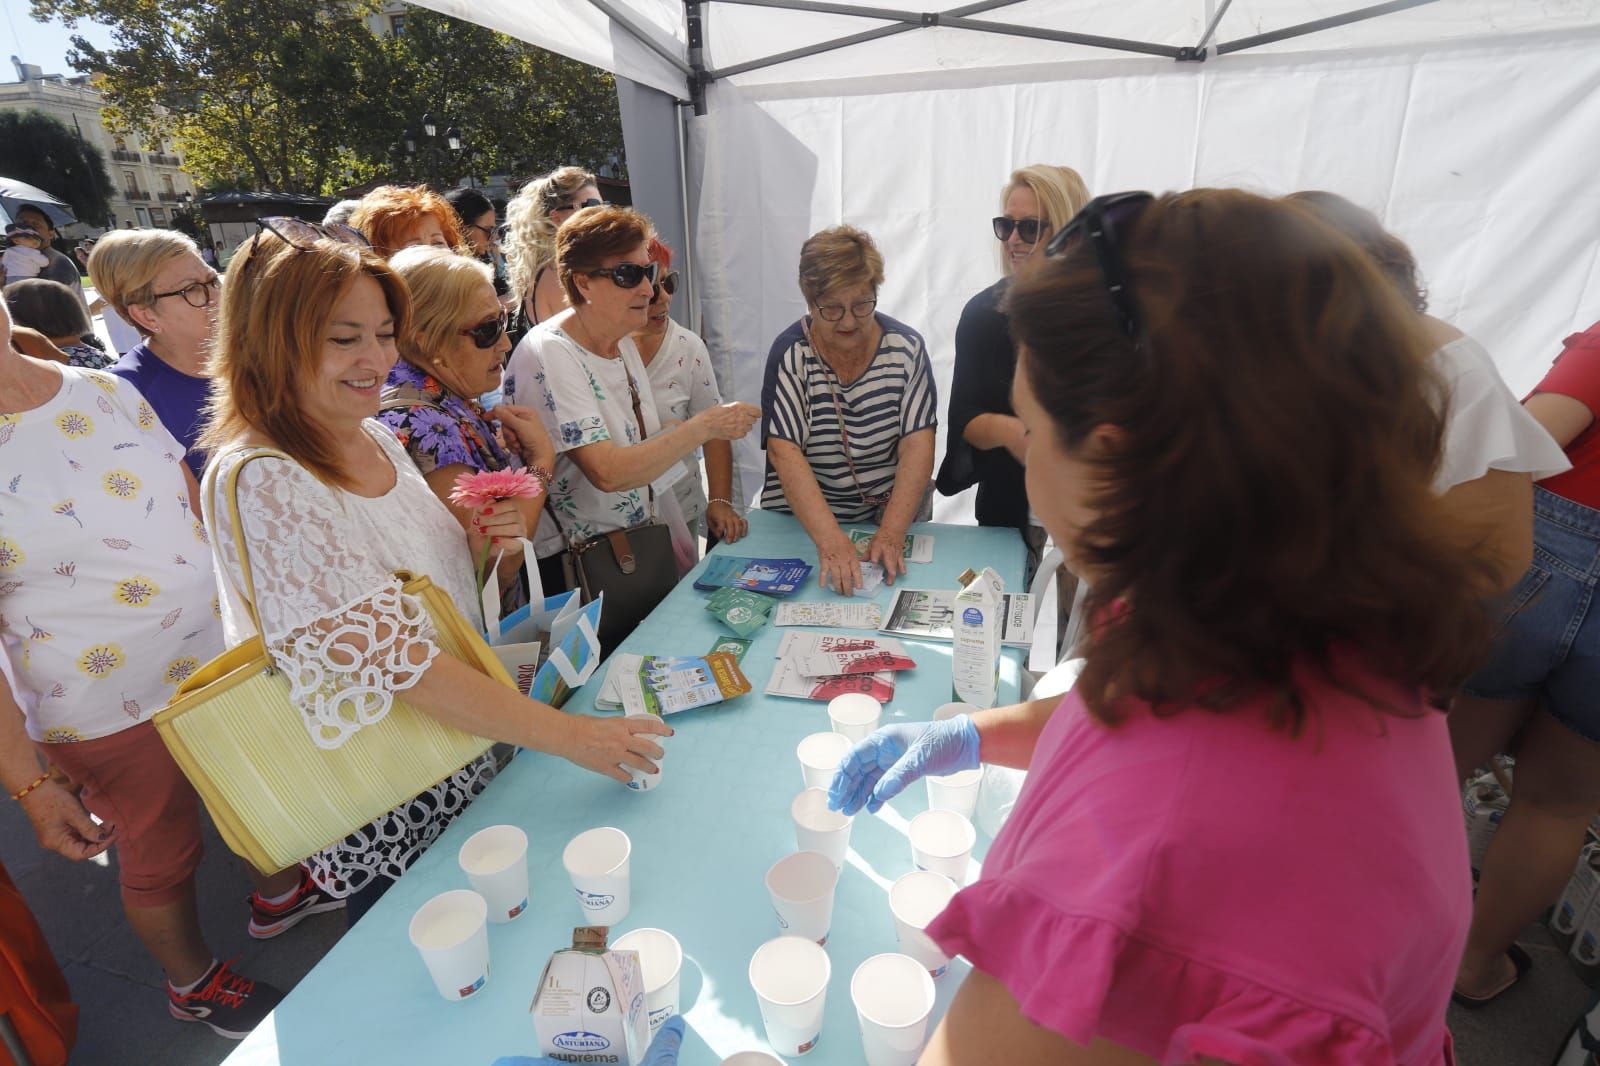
[416,0,1600,520]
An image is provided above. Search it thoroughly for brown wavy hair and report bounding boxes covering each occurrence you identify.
[348,184,465,259]
[555,205,654,305]
[200,230,412,488]
[1007,188,1497,731]
[1285,190,1428,312]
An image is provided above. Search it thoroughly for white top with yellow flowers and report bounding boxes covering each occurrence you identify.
[0,365,223,743]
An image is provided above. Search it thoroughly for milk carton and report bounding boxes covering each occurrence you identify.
[1462,777,1508,875]
[1552,843,1600,936]
[951,567,1003,709]
[532,927,649,1064]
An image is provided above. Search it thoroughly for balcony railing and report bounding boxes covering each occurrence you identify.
[157,191,179,202]
[152,154,182,166]
[111,149,141,162]
[123,189,151,201]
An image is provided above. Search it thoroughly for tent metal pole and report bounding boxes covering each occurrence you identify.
[1215,0,1438,55]
[711,0,929,19]
[686,0,710,113]
[586,0,695,75]
[709,22,920,79]
[937,16,1182,58]
[1194,0,1233,51]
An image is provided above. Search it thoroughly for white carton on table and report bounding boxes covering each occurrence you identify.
[951,567,1003,709]
[532,927,650,1064]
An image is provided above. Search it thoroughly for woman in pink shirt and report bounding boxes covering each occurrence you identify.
[832,190,1499,1064]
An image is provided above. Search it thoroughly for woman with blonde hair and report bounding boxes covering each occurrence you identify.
[90,228,221,477]
[199,219,670,924]
[936,164,1089,571]
[379,246,556,610]
[504,166,603,328]
[348,185,464,259]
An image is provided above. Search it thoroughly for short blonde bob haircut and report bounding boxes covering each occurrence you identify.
[348,185,464,259]
[555,205,654,307]
[1001,164,1091,275]
[199,231,412,488]
[797,225,884,306]
[387,246,494,368]
[504,165,597,311]
[87,229,200,335]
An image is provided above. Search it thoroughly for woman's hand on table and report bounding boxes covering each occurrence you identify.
[555,713,673,784]
[491,403,557,471]
[816,529,861,595]
[20,780,115,861]
[493,1015,685,1066]
[705,500,747,543]
[864,527,908,585]
[829,717,983,815]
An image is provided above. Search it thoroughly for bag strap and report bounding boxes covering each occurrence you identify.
[219,445,295,650]
[620,356,660,523]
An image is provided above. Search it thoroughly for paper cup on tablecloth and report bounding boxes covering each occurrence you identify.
[720,1053,788,1065]
[408,889,490,1000]
[908,809,975,883]
[457,824,530,923]
[765,850,839,945]
[925,768,983,819]
[749,936,831,1057]
[828,693,882,741]
[791,788,853,869]
[562,826,631,925]
[797,731,853,791]
[851,953,937,1066]
[612,927,683,1036]
[932,701,975,722]
[624,711,665,792]
[888,870,958,977]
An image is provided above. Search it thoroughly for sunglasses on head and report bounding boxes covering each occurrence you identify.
[992,216,1047,245]
[252,216,370,254]
[1044,191,1154,348]
[586,261,659,290]
[459,310,509,349]
[652,269,679,299]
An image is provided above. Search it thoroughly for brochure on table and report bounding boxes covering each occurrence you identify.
[849,528,935,564]
[693,556,814,595]
[880,587,1035,648]
[596,652,753,713]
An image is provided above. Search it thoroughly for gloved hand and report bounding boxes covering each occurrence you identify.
[493,1015,686,1066]
[828,717,982,815]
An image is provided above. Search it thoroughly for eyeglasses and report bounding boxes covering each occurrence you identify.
[586,261,659,290]
[1044,191,1154,347]
[652,269,679,300]
[814,297,876,323]
[151,275,222,309]
[466,221,497,241]
[459,310,509,349]
[251,216,371,254]
[552,197,607,216]
[992,216,1047,245]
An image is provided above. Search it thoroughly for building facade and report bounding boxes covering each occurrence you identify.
[1,58,202,233]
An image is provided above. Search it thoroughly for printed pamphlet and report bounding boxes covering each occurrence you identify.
[614,652,752,717]
[772,601,884,630]
[782,632,916,676]
[706,635,753,662]
[764,654,897,702]
[849,528,934,564]
[879,587,1035,648]
[693,556,814,596]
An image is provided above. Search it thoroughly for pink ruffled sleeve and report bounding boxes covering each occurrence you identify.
[928,878,1412,1066]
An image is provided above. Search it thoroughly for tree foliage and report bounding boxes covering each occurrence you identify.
[31,0,626,195]
[0,110,115,225]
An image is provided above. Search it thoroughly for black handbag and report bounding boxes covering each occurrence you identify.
[549,358,678,656]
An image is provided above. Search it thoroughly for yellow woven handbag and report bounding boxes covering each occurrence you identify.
[153,449,511,875]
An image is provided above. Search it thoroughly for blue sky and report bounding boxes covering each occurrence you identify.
[2,0,117,78]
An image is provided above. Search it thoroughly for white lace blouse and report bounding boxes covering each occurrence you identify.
[203,421,495,896]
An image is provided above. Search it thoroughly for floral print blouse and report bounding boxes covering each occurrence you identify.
[377,360,512,476]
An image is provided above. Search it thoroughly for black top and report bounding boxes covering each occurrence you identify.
[935,279,1029,530]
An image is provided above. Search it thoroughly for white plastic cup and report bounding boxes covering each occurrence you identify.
[907,809,976,883]
[851,953,937,1066]
[828,693,882,741]
[624,711,665,792]
[720,1053,788,1065]
[458,824,530,923]
[932,701,974,722]
[925,768,983,819]
[562,827,631,925]
[612,927,683,1037]
[797,731,853,791]
[888,870,958,977]
[791,788,853,869]
[765,850,839,945]
[408,889,490,1000]
[749,936,831,1057]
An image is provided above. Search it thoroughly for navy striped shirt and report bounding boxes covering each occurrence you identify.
[760,314,938,522]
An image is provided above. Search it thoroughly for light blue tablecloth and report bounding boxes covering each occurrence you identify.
[223,510,1026,1065]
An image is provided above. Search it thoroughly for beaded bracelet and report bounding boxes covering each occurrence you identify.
[707,497,742,511]
[10,770,51,802]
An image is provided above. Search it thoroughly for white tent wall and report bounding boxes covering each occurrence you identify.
[689,29,1600,520]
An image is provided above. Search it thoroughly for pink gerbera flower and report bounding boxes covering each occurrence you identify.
[449,467,545,510]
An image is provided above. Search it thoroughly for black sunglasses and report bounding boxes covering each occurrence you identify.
[652,269,679,299]
[252,216,371,254]
[459,310,509,349]
[992,216,1046,245]
[587,261,659,290]
[1044,191,1154,347]
[553,197,607,215]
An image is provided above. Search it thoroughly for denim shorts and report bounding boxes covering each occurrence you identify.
[1464,486,1600,741]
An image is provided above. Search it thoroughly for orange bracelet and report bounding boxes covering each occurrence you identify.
[10,770,51,802]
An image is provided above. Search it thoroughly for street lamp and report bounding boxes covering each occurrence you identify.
[422,113,437,139]
[396,115,464,189]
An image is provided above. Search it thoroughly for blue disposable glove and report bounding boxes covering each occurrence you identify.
[494,1014,685,1066]
[828,717,982,815]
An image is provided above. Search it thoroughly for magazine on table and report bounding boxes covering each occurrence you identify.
[849,528,935,564]
[775,632,916,676]
[879,587,1036,648]
[693,556,814,596]
[772,601,884,630]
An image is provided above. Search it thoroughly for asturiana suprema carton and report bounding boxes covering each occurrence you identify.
[951,567,1003,709]
[532,927,649,1064]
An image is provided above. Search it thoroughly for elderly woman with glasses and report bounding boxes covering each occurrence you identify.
[504,166,606,330]
[506,207,759,615]
[89,229,222,478]
[379,246,555,607]
[759,225,938,595]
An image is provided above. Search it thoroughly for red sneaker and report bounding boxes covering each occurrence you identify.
[168,958,283,1039]
[247,865,344,940]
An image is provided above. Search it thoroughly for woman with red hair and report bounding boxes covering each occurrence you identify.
[349,185,464,259]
